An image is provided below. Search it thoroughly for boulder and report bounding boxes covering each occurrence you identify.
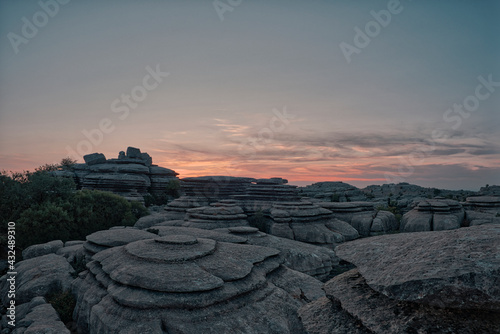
[1,296,70,334]
[83,153,106,165]
[299,269,500,334]
[215,226,340,281]
[335,224,500,310]
[182,200,249,230]
[22,240,64,260]
[401,198,465,232]
[83,227,157,259]
[1,254,75,306]
[72,234,321,333]
[319,202,398,236]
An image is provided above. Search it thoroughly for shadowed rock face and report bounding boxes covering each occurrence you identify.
[401,198,465,232]
[300,269,500,334]
[73,234,322,334]
[334,224,500,311]
[319,201,399,237]
[181,176,256,200]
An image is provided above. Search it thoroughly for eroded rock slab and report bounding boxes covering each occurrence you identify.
[335,225,500,310]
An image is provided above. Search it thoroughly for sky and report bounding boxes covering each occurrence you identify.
[0,0,499,190]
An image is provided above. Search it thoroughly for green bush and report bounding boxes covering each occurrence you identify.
[70,190,136,240]
[17,202,73,249]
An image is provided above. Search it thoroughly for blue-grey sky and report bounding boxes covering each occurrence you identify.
[1,0,499,190]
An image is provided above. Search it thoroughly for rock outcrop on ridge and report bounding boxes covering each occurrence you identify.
[72,234,323,333]
[319,201,399,236]
[54,147,179,202]
[400,198,465,232]
[180,176,255,199]
[300,181,366,202]
[299,224,500,333]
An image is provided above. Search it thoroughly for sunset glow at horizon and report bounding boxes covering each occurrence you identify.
[1,0,499,191]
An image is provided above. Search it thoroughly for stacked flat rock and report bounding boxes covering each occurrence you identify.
[163,195,210,220]
[183,200,249,230]
[266,201,348,247]
[234,178,301,214]
[83,227,157,259]
[148,166,179,195]
[215,226,339,281]
[319,202,398,237]
[72,234,323,333]
[180,176,255,200]
[299,225,500,333]
[462,196,500,226]
[401,198,465,232]
[300,181,366,202]
[60,147,179,202]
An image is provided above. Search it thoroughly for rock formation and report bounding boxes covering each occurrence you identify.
[180,176,255,200]
[299,224,500,333]
[463,196,500,226]
[401,198,465,232]
[0,296,70,334]
[300,181,366,202]
[149,225,339,281]
[215,226,339,281]
[265,201,359,247]
[72,234,323,333]
[233,178,301,213]
[319,201,399,236]
[54,147,179,202]
[180,200,250,230]
[82,227,157,259]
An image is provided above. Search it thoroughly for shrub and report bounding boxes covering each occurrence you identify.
[17,202,73,249]
[70,190,136,240]
[331,193,340,202]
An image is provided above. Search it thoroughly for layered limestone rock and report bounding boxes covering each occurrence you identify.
[164,195,210,219]
[0,254,75,306]
[215,226,339,281]
[462,196,500,226]
[72,234,323,333]
[180,176,255,200]
[83,227,157,259]
[1,297,70,334]
[300,181,366,202]
[319,202,399,237]
[152,225,338,281]
[234,178,301,213]
[182,200,250,230]
[55,147,179,202]
[401,198,465,232]
[265,201,359,247]
[299,224,500,333]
